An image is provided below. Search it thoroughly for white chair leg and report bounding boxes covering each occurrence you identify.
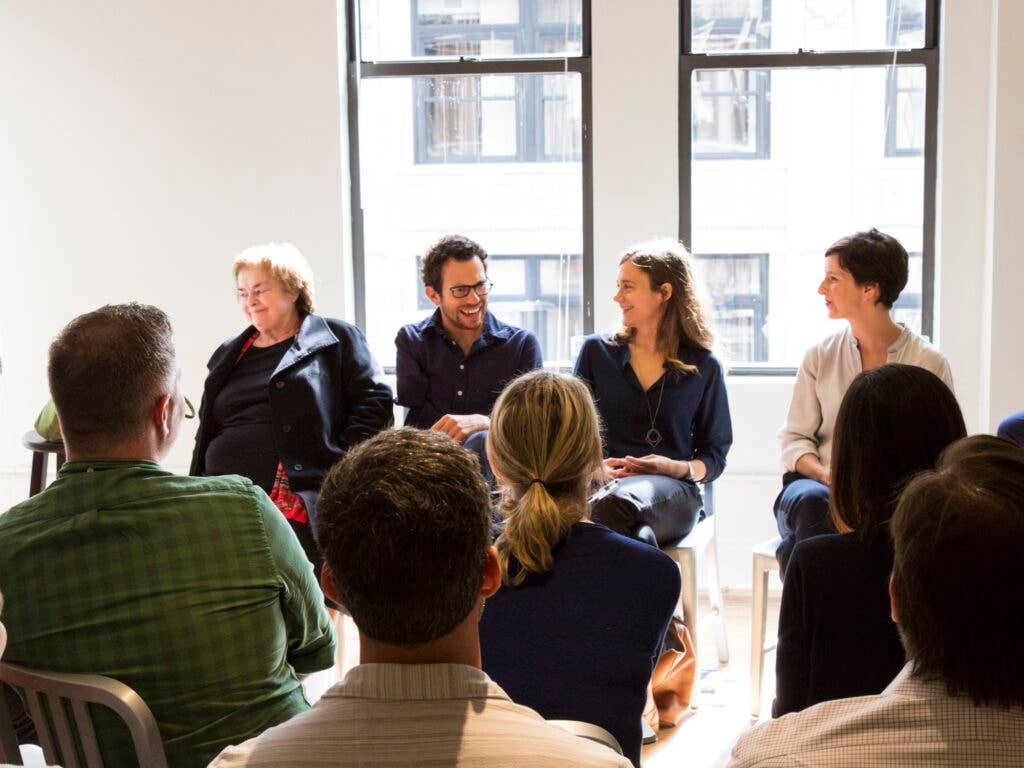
[705,521,729,664]
[750,559,770,718]
[674,547,699,707]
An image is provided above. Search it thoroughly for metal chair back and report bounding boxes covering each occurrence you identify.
[0,662,167,768]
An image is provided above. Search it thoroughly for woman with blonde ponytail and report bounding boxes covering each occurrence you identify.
[479,370,680,768]
[574,239,733,546]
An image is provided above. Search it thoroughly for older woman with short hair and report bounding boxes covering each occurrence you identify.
[191,243,393,570]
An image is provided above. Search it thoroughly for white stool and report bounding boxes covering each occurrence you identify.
[750,537,782,718]
[662,514,730,675]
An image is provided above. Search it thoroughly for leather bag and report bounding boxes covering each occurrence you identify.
[643,615,697,731]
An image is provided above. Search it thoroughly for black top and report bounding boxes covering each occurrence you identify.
[203,337,292,493]
[190,314,394,523]
[479,521,680,767]
[773,529,906,717]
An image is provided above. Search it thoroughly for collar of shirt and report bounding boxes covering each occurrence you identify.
[844,323,912,354]
[422,309,514,355]
[328,663,511,703]
[58,459,162,476]
[882,662,949,700]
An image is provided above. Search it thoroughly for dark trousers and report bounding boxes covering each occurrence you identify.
[773,471,834,575]
[591,474,704,546]
[464,430,495,485]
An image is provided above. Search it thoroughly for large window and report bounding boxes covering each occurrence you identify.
[350,0,591,366]
[682,0,939,369]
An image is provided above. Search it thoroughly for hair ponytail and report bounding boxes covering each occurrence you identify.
[489,370,603,586]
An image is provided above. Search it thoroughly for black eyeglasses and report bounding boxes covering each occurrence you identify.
[448,281,493,299]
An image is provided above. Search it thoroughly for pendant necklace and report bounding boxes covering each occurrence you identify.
[644,375,667,449]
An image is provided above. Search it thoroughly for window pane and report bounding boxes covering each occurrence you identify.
[691,66,925,365]
[693,69,768,157]
[695,254,769,362]
[416,71,579,163]
[360,0,583,61]
[690,0,926,54]
[359,74,584,365]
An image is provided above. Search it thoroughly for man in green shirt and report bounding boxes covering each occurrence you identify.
[0,303,335,766]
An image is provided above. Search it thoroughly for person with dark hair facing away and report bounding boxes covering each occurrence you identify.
[479,370,680,767]
[0,304,335,766]
[731,434,1024,767]
[574,239,732,545]
[395,235,543,463]
[775,228,953,573]
[773,364,966,717]
[210,428,631,768]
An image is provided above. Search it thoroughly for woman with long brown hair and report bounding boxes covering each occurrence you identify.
[574,239,732,545]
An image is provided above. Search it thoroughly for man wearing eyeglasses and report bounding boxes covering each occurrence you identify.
[396,235,543,446]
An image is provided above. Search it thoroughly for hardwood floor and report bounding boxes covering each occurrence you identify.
[642,590,781,768]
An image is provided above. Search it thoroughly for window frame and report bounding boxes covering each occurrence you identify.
[679,0,941,375]
[691,0,772,160]
[346,0,594,343]
[410,0,585,164]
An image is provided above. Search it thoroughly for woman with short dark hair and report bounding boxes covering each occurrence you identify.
[775,228,953,573]
[772,363,966,717]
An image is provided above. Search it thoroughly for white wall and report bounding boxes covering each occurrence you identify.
[2,1,1021,587]
[0,1,348,507]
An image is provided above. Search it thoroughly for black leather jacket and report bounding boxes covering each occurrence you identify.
[190,313,393,521]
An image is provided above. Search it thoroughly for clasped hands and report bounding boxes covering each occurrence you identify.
[604,454,689,480]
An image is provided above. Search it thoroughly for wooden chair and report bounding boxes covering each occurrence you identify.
[21,431,66,497]
[0,663,167,767]
[750,537,782,718]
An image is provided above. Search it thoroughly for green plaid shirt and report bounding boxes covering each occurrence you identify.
[0,460,336,766]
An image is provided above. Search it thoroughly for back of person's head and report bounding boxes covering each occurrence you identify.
[830,364,965,536]
[825,228,909,308]
[420,234,488,292]
[48,303,177,454]
[488,370,603,586]
[891,435,1024,707]
[315,428,492,646]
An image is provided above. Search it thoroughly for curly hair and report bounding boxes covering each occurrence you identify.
[610,239,714,375]
[420,234,488,292]
[233,242,316,314]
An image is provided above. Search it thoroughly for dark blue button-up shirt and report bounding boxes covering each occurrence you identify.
[395,309,544,429]
[573,334,733,482]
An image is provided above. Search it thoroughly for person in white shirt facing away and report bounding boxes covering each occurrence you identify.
[730,434,1024,768]
[209,427,632,768]
[774,228,952,574]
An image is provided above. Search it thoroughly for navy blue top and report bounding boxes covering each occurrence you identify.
[395,309,543,429]
[479,521,680,768]
[573,334,733,482]
[997,411,1024,446]
[773,529,905,717]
